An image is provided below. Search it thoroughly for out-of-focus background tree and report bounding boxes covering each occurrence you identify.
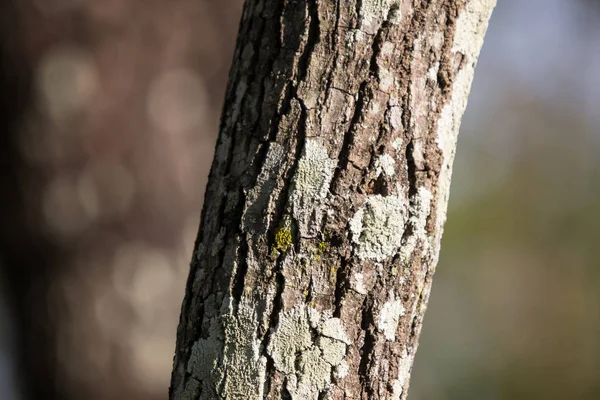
[0,0,598,399]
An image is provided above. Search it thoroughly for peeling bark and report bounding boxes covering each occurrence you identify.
[170,1,496,399]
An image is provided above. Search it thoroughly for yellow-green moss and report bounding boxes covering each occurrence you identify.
[318,241,327,253]
[273,227,292,253]
[329,266,336,283]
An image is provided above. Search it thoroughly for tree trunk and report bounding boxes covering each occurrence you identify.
[170,0,495,399]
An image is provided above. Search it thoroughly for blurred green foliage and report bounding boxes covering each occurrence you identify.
[411,96,600,399]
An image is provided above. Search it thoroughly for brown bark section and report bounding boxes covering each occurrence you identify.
[170,0,494,399]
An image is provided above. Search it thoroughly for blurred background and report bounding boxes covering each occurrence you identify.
[0,0,598,399]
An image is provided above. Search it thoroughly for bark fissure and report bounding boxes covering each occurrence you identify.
[259,96,309,395]
[358,297,377,399]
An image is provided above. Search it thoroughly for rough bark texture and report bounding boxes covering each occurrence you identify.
[170,0,495,399]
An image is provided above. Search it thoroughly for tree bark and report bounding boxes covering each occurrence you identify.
[170,0,495,399]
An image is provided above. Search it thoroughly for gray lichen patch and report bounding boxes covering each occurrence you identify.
[267,306,313,374]
[400,187,433,263]
[187,317,223,383]
[297,347,332,392]
[293,138,335,200]
[319,317,351,345]
[375,154,396,177]
[186,300,267,400]
[390,349,414,400]
[352,272,368,295]
[391,136,403,151]
[242,142,285,234]
[349,195,407,261]
[317,336,346,365]
[378,293,405,341]
[333,360,349,379]
[220,302,267,399]
[427,61,440,82]
[451,0,497,59]
[291,138,336,236]
[346,29,365,48]
[359,0,392,34]
[377,67,395,93]
[267,306,351,399]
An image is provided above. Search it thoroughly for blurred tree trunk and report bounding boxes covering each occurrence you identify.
[0,4,60,399]
[170,0,495,399]
[1,1,244,399]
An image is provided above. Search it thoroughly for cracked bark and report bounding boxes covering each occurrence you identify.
[170,1,496,399]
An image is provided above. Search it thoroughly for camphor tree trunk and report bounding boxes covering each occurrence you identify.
[170,0,495,399]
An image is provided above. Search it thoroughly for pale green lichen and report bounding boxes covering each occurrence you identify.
[359,0,392,34]
[427,61,440,82]
[349,195,407,261]
[352,272,367,295]
[267,307,312,374]
[298,346,331,392]
[345,29,365,47]
[452,0,496,58]
[391,349,413,400]
[378,293,405,341]
[292,139,336,236]
[186,299,267,400]
[375,154,396,177]
[293,139,335,199]
[391,380,403,400]
[319,317,351,344]
[333,360,349,379]
[220,302,267,399]
[318,336,346,365]
[378,67,395,92]
[267,306,350,399]
[381,41,395,56]
[307,307,322,328]
[187,317,223,383]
